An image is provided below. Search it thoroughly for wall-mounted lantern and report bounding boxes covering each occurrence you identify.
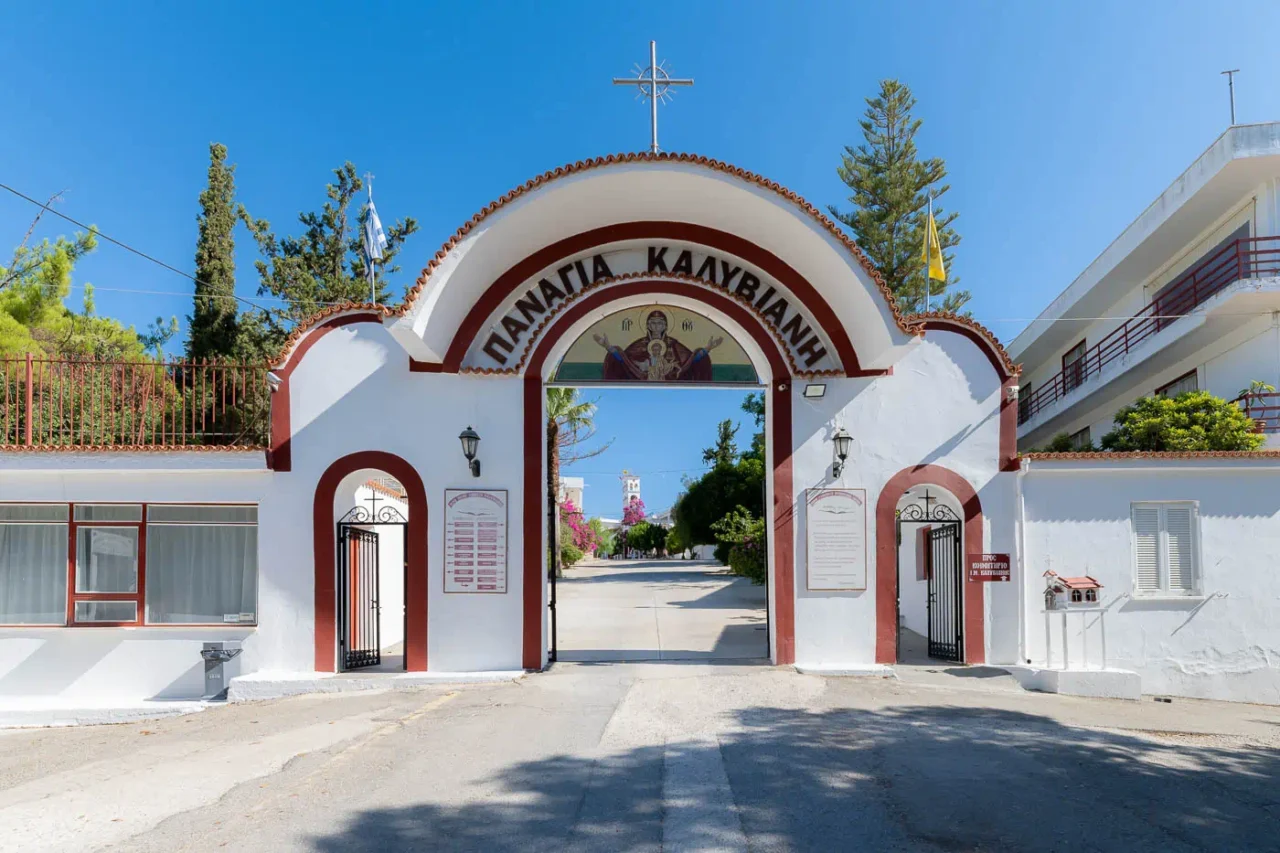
[458,426,481,478]
[832,426,853,478]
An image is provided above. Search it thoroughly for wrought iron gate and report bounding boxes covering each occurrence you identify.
[896,492,964,663]
[926,524,963,662]
[337,503,407,671]
[338,526,380,669]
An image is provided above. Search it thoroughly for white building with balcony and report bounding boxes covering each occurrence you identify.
[1013,123,1280,449]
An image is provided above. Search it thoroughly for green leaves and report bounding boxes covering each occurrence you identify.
[238,162,420,349]
[829,79,969,315]
[1100,391,1265,452]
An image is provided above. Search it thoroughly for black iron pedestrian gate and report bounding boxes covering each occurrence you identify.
[896,492,964,663]
[926,524,963,662]
[337,503,407,671]
[338,526,380,669]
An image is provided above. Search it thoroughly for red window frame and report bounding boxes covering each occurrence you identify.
[0,501,258,628]
[1062,339,1087,392]
[1155,370,1198,398]
[68,503,146,627]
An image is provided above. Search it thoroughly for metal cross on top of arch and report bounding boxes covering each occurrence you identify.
[612,40,694,154]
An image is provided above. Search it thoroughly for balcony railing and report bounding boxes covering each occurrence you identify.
[1019,236,1280,426]
[1237,391,1280,433]
[0,354,270,449]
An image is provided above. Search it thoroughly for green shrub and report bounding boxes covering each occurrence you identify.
[1101,391,1264,452]
[561,542,584,568]
[710,507,767,585]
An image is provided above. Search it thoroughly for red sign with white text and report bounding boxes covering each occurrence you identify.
[968,553,1011,582]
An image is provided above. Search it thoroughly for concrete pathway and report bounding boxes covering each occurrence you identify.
[555,558,768,662]
[2,663,1280,851]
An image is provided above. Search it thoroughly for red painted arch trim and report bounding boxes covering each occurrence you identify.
[874,464,985,665]
[520,282,796,668]
[313,451,429,672]
[916,317,1018,382]
[270,312,381,472]
[444,222,864,374]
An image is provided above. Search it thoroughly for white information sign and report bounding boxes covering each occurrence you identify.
[444,489,509,594]
[805,488,867,591]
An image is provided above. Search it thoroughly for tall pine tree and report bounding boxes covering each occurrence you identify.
[189,143,242,360]
[239,163,418,346]
[830,79,970,314]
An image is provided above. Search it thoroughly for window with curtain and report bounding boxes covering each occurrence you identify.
[1131,502,1200,596]
[145,505,258,624]
[0,504,69,625]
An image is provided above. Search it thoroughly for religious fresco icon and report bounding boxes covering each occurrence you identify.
[552,305,759,384]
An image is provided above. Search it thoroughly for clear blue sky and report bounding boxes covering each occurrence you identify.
[5,2,1280,515]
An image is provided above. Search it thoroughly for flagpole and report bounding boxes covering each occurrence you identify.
[366,173,377,304]
[925,193,932,313]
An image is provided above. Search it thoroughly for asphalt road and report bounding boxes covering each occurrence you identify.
[2,560,1279,851]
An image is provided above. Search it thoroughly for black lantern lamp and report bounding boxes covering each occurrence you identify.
[459,426,481,478]
[832,426,853,478]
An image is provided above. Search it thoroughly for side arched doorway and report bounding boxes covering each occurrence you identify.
[313,451,429,672]
[519,280,798,669]
[875,464,986,665]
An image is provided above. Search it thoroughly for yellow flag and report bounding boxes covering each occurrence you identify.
[922,211,946,282]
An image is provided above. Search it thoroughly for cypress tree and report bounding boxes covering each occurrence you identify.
[189,142,241,360]
[830,79,970,314]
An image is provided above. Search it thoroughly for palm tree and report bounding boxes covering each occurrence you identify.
[546,387,610,577]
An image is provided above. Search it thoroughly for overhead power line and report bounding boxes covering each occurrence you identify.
[0,180,265,311]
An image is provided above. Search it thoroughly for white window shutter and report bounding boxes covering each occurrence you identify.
[1132,506,1161,593]
[1164,506,1196,593]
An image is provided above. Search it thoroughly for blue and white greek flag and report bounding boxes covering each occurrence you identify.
[363,202,388,262]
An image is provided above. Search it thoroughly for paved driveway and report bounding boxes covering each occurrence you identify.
[3,662,1280,852]
[555,558,768,662]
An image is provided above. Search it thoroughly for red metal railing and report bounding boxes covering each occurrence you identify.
[1019,237,1280,425]
[1236,391,1280,433]
[0,355,270,448]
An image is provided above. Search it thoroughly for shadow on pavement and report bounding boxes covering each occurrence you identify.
[308,704,1280,852]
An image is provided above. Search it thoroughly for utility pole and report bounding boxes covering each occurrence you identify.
[1221,69,1240,126]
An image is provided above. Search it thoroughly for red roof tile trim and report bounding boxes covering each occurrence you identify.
[270,304,394,369]
[457,271,845,378]
[276,152,919,369]
[1023,450,1280,461]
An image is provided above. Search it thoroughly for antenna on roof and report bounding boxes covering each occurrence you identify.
[1221,69,1240,126]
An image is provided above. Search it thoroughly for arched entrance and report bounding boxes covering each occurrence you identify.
[875,464,986,665]
[519,281,798,669]
[313,451,429,672]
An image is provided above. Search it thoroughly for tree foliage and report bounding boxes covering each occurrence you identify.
[239,163,420,347]
[1100,391,1264,452]
[589,517,616,557]
[710,507,766,584]
[188,143,244,360]
[741,392,765,462]
[701,418,740,467]
[829,79,970,314]
[624,520,668,555]
[0,222,155,359]
[672,456,764,547]
[622,496,647,526]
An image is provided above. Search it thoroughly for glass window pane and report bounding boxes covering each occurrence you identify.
[0,523,68,624]
[145,525,257,624]
[74,600,137,623]
[0,504,69,523]
[75,527,138,593]
[74,504,142,522]
[147,505,257,524]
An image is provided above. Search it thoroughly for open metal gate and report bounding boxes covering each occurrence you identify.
[337,503,407,671]
[896,491,964,663]
[926,524,963,662]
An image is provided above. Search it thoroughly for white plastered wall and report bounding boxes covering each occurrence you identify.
[790,331,1016,669]
[1021,460,1280,704]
